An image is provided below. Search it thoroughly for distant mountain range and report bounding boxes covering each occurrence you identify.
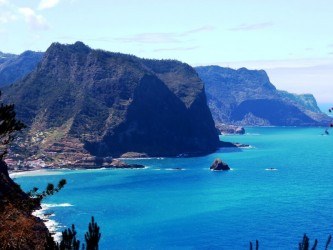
[0,51,43,87]
[2,42,219,166]
[195,66,331,126]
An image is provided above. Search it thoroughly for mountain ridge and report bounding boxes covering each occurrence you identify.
[0,50,43,87]
[195,65,332,126]
[3,42,219,167]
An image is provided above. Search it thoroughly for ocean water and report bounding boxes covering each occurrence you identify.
[14,127,333,249]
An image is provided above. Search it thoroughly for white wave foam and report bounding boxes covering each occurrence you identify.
[165,168,185,171]
[42,203,73,209]
[33,203,73,242]
[265,168,278,171]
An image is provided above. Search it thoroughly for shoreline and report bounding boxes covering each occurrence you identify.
[7,142,251,176]
[32,203,73,243]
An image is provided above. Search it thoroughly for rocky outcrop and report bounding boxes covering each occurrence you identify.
[210,158,230,171]
[3,42,219,165]
[0,160,49,249]
[109,159,145,169]
[195,66,332,126]
[216,123,245,135]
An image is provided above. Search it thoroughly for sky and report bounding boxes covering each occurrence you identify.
[0,0,332,104]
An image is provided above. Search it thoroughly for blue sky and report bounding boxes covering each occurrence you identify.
[0,0,332,103]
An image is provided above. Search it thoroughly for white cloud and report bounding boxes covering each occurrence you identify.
[116,26,215,44]
[18,7,49,30]
[38,0,60,10]
[116,32,179,44]
[183,26,215,35]
[0,0,7,5]
[154,46,199,52]
[229,22,274,31]
[0,10,17,23]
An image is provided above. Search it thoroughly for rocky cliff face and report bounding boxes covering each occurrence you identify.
[0,51,43,87]
[195,66,331,126]
[3,42,219,165]
[0,160,49,249]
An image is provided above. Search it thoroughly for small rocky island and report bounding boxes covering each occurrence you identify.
[210,158,230,171]
[215,123,245,135]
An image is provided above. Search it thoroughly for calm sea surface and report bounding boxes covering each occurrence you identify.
[15,127,333,249]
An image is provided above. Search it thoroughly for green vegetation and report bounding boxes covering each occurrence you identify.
[0,90,26,160]
[27,179,67,205]
[249,234,332,250]
[45,217,101,250]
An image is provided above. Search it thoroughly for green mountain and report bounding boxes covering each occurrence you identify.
[3,42,219,166]
[195,66,332,126]
[0,51,43,87]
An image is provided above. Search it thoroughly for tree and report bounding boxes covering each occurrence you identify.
[45,217,101,250]
[85,217,101,250]
[249,240,259,250]
[0,90,25,160]
[27,179,67,206]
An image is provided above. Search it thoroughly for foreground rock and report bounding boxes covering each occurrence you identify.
[210,158,230,171]
[0,160,49,249]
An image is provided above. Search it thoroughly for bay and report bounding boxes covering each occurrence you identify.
[14,127,333,249]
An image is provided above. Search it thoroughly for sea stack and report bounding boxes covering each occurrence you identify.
[210,158,230,171]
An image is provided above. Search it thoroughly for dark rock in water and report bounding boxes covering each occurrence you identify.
[210,158,230,171]
[172,167,183,170]
[120,152,149,158]
[219,141,238,148]
[109,159,145,169]
[235,127,245,134]
[216,123,245,134]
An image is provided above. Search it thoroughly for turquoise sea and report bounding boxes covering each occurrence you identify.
[14,127,333,249]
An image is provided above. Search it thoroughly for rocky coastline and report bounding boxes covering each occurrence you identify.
[5,155,146,174]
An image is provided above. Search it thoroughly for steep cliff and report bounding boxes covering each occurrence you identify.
[3,42,219,165]
[0,160,49,249]
[195,66,331,126]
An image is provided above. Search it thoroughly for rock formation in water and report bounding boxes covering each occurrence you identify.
[210,158,230,171]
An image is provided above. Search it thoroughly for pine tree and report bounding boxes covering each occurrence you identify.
[58,224,81,250]
[85,217,101,250]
